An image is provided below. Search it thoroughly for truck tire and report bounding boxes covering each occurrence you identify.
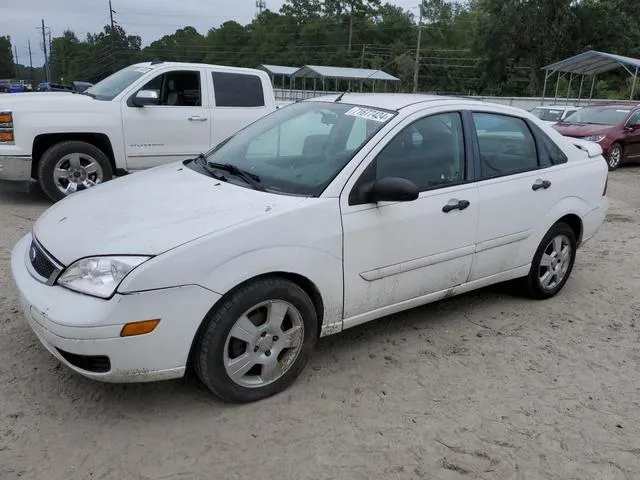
[38,141,113,202]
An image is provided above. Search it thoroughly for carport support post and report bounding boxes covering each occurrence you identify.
[541,71,549,106]
[577,75,585,105]
[566,73,573,105]
[554,71,562,103]
[589,75,596,100]
[630,67,638,100]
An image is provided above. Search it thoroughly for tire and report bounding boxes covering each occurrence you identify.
[607,142,623,171]
[38,141,113,202]
[195,277,318,403]
[521,222,577,300]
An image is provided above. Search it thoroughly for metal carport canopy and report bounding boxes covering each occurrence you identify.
[542,50,640,76]
[257,65,299,76]
[292,65,400,82]
[541,50,640,102]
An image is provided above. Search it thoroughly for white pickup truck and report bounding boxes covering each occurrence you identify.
[0,61,279,201]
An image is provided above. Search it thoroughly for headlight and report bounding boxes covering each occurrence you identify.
[57,256,150,298]
[583,135,605,142]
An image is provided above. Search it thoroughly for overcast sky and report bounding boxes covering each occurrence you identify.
[1,0,416,67]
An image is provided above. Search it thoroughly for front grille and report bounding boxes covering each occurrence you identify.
[29,239,56,279]
[56,348,111,373]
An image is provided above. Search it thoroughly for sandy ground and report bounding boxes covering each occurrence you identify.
[1,170,640,480]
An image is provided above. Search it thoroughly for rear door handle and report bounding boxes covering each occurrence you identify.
[442,199,470,213]
[532,179,552,191]
[188,116,208,122]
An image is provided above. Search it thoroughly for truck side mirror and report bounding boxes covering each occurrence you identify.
[132,90,159,107]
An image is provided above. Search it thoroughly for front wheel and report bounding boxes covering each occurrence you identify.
[607,142,623,171]
[521,222,577,299]
[195,277,318,403]
[38,141,113,202]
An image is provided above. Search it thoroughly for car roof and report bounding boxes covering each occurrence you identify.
[580,103,640,109]
[535,104,579,109]
[306,93,483,111]
[131,61,266,76]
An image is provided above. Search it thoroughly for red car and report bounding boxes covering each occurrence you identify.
[553,104,640,171]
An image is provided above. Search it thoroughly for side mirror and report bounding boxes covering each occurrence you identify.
[132,89,159,107]
[365,177,419,203]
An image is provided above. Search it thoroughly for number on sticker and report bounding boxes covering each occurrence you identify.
[345,107,394,123]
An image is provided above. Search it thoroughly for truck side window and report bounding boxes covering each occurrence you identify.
[139,70,201,107]
[212,72,265,107]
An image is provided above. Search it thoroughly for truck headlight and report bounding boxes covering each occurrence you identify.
[583,135,605,142]
[57,256,150,298]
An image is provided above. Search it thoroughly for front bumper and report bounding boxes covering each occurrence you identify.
[11,233,221,383]
[0,155,32,181]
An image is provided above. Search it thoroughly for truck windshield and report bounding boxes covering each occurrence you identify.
[84,66,153,101]
[194,101,396,196]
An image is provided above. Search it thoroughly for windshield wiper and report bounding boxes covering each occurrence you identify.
[206,160,265,191]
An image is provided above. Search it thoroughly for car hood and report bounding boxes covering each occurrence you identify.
[552,122,614,137]
[33,163,305,265]
[0,92,96,113]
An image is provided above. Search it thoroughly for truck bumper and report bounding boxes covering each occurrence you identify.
[0,155,32,181]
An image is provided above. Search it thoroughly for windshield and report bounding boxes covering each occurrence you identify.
[84,65,153,101]
[531,107,565,122]
[563,106,630,125]
[196,101,396,196]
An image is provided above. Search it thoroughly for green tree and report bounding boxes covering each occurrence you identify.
[0,36,15,78]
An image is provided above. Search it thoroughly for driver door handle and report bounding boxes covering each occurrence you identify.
[532,179,552,191]
[188,116,208,122]
[442,199,470,213]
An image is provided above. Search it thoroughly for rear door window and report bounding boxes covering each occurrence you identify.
[211,71,265,107]
[472,112,539,178]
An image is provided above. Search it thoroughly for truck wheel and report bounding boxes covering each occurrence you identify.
[195,277,318,403]
[38,141,113,202]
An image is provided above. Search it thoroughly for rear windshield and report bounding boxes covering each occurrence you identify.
[531,107,564,122]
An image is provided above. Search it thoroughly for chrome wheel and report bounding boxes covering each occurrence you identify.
[608,144,622,169]
[53,152,104,195]
[223,300,305,388]
[538,234,572,291]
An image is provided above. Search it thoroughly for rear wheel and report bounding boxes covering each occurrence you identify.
[522,222,577,299]
[607,142,623,171]
[38,141,113,202]
[195,277,318,403]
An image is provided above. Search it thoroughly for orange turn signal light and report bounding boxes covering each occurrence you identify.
[120,319,160,337]
[0,112,12,124]
[0,131,13,142]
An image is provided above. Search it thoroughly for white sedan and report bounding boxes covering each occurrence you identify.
[11,94,608,402]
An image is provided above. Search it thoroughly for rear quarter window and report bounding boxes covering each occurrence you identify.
[211,71,265,107]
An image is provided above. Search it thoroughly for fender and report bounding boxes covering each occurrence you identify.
[199,246,344,337]
[516,195,588,268]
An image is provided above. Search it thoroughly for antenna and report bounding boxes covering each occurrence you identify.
[256,0,266,17]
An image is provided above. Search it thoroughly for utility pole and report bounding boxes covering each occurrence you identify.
[109,0,116,29]
[14,45,19,77]
[255,0,266,17]
[413,3,423,93]
[348,1,354,53]
[38,19,49,82]
[27,40,33,81]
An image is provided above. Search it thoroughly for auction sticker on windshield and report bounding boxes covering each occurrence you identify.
[345,107,394,123]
